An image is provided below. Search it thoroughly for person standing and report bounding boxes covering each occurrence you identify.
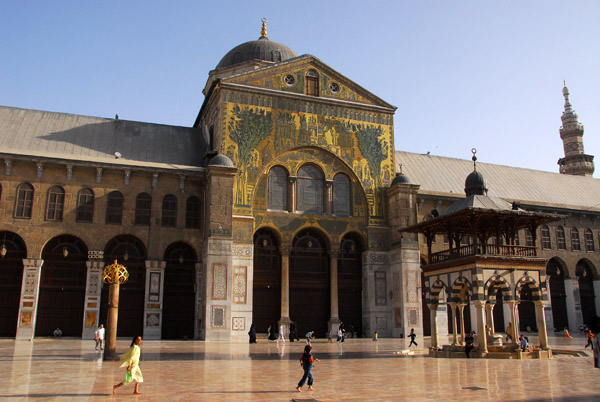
[248,324,257,344]
[277,324,286,344]
[268,324,277,341]
[465,331,474,358]
[113,336,143,395]
[305,330,314,344]
[94,324,105,350]
[337,328,344,343]
[585,329,595,349]
[53,328,62,338]
[296,344,320,392]
[408,328,418,347]
[373,331,378,342]
[289,322,299,342]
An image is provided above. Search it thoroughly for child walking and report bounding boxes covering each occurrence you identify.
[408,328,418,347]
[296,344,320,392]
[585,329,595,349]
[113,336,143,395]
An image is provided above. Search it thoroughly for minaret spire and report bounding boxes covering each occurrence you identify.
[557,83,594,176]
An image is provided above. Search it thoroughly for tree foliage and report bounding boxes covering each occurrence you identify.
[228,106,273,168]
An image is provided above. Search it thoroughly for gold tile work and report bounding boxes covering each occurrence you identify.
[0,335,599,401]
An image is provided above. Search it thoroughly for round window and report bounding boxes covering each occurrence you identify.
[283,74,296,86]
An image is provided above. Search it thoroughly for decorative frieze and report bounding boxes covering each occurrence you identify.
[233,266,247,304]
[212,263,227,300]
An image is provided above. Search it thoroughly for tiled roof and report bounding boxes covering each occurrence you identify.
[396,151,600,212]
[0,106,208,170]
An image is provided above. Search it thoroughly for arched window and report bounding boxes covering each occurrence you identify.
[185,196,201,229]
[525,228,534,247]
[571,227,581,251]
[585,228,595,252]
[45,186,65,221]
[135,193,152,226]
[333,173,351,216]
[76,188,94,223]
[556,226,566,250]
[106,191,124,225]
[541,225,551,249]
[297,164,324,213]
[14,183,34,219]
[305,69,319,96]
[161,194,178,227]
[268,166,288,211]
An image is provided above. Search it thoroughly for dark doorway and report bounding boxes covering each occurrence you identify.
[252,229,281,334]
[518,285,537,332]
[100,236,147,337]
[421,269,431,337]
[577,261,597,328]
[0,232,27,337]
[290,229,329,337]
[162,242,197,340]
[36,235,88,336]
[492,287,506,333]
[547,259,568,331]
[338,233,363,337]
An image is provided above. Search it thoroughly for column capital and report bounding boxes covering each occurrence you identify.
[534,300,547,307]
[329,249,340,258]
[427,303,440,311]
[473,300,487,308]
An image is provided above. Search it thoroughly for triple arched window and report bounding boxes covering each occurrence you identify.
[333,174,351,216]
[297,164,324,213]
[268,166,288,211]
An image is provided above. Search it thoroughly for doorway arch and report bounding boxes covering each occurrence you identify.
[162,242,197,339]
[290,229,329,337]
[577,260,597,328]
[0,231,27,337]
[517,282,538,332]
[338,232,363,337]
[252,228,281,333]
[37,235,88,336]
[100,235,147,337]
[547,258,568,331]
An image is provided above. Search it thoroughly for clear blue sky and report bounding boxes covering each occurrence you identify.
[2,1,599,176]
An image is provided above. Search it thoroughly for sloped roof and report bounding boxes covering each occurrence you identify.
[441,194,515,215]
[396,151,600,212]
[0,106,207,170]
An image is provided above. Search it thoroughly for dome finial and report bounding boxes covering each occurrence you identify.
[398,163,403,174]
[260,18,267,38]
[471,148,478,172]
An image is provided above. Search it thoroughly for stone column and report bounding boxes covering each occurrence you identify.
[287,177,297,212]
[324,179,333,215]
[474,300,488,353]
[485,303,495,335]
[280,248,291,322]
[507,300,519,344]
[16,259,44,340]
[458,303,466,345]
[428,304,440,348]
[564,279,583,332]
[535,301,550,350]
[143,260,166,340]
[450,303,459,345]
[81,254,105,340]
[194,262,203,339]
[328,250,340,334]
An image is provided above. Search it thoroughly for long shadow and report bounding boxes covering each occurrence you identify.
[0,394,109,398]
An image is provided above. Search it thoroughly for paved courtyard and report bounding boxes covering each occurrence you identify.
[0,333,599,401]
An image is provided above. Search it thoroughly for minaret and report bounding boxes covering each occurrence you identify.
[557,83,594,176]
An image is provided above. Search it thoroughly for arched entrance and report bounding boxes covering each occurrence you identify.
[577,260,597,328]
[162,242,197,339]
[36,235,88,336]
[518,283,537,332]
[547,259,568,331]
[486,278,509,334]
[0,231,27,337]
[338,233,363,337]
[100,236,147,337]
[252,228,281,333]
[290,229,329,337]
[492,288,506,332]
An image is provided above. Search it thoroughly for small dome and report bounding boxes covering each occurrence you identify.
[208,154,235,168]
[465,171,488,196]
[391,173,411,185]
[216,37,298,70]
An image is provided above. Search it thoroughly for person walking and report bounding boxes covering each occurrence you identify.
[408,328,418,347]
[94,324,105,350]
[289,322,299,342]
[564,327,574,340]
[465,331,474,358]
[268,324,277,342]
[113,336,143,395]
[585,329,595,349]
[305,330,314,344]
[337,328,344,343]
[277,324,286,344]
[373,331,378,342]
[296,344,320,392]
[248,324,257,344]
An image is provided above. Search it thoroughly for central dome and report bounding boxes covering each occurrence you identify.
[215,20,298,69]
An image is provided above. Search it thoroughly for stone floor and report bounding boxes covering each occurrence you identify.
[0,333,599,401]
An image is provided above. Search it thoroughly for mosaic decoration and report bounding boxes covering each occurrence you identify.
[85,311,97,328]
[24,271,38,295]
[408,308,419,326]
[212,263,227,300]
[20,311,32,327]
[88,273,99,295]
[232,266,247,304]
[407,271,418,303]
[375,316,387,330]
[375,271,387,306]
[146,313,159,327]
[149,272,161,302]
[393,272,402,303]
[212,306,226,328]
[232,317,245,331]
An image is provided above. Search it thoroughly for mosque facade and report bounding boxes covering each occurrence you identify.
[1,22,599,342]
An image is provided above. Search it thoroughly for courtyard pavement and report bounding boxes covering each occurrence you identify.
[0,332,598,401]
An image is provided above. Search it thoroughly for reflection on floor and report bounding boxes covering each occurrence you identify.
[0,333,598,401]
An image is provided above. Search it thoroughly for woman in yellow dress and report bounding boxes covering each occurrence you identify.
[113,336,143,395]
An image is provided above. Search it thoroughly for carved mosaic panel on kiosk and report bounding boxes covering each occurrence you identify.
[232,266,247,304]
[232,317,245,331]
[221,87,394,225]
